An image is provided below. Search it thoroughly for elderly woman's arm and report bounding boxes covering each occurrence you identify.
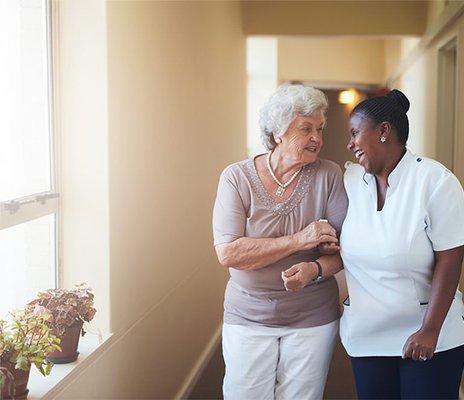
[281,253,343,292]
[216,220,338,270]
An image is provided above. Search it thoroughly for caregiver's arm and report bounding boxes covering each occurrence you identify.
[402,246,464,361]
[215,220,338,271]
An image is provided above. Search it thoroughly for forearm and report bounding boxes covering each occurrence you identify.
[317,253,344,278]
[282,253,343,291]
[421,247,464,333]
[216,235,300,271]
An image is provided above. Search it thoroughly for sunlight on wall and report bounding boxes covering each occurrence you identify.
[399,51,437,157]
[247,37,277,157]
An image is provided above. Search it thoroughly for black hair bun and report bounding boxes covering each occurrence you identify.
[387,89,410,113]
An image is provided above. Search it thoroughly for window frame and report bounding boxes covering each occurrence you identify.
[0,0,60,288]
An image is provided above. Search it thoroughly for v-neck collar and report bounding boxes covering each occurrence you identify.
[244,155,319,216]
[362,148,413,190]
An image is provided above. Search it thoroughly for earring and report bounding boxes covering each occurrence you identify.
[380,136,386,143]
[275,137,282,144]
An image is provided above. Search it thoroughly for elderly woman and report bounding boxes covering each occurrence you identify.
[212,84,348,400]
[340,89,464,399]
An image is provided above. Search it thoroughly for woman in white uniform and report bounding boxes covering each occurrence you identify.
[340,89,464,399]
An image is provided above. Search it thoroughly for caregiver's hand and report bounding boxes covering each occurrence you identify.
[293,221,338,251]
[318,242,340,255]
[281,262,316,292]
[402,327,439,361]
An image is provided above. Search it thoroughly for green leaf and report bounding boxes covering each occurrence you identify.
[15,356,29,371]
[44,362,53,375]
[35,362,46,376]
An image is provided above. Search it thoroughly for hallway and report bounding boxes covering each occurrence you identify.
[6,1,463,399]
[59,1,463,398]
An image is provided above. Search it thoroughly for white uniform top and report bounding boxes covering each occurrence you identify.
[340,149,464,357]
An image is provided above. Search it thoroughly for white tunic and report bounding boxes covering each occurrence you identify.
[340,149,464,357]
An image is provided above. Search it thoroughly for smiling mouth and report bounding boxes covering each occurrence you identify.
[306,146,318,152]
[354,150,364,159]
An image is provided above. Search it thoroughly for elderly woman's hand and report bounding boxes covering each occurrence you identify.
[293,221,338,251]
[281,262,316,292]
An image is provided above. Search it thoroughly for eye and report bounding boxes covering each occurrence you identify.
[317,128,323,134]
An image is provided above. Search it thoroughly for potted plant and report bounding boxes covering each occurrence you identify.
[27,284,96,364]
[0,307,60,400]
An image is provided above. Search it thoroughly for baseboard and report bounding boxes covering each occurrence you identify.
[175,323,223,400]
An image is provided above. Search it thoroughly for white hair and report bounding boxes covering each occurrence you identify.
[259,84,328,150]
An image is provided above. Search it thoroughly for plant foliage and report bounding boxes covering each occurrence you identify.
[0,308,60,399]
[28,284,96,337]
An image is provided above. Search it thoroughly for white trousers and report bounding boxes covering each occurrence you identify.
[222,320,338,400]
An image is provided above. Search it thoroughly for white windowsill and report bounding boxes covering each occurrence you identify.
[27,333,114,400]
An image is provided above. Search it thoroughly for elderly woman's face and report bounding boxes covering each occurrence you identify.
[279,112,324,164]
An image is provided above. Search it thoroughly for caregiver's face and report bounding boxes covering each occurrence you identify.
[347,112,384,174]
[280,112,324,165]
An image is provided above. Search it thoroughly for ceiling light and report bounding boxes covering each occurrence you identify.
[339,89,356,105]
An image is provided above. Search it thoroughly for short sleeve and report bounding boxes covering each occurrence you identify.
[325,165,348,234]
[425,172,464,251]
[212,167,247,246]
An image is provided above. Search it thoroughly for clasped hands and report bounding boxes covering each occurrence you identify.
[282,220,439,361]
[282,220,339,292]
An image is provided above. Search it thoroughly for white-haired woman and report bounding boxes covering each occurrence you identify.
[212,84,348,400]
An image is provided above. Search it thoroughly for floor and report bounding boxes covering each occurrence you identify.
[188,341,225,399]
[188,336,357,399]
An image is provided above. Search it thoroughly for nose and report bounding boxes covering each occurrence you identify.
[347,138,354,151]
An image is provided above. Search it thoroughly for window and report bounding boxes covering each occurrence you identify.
[0,0,58,318]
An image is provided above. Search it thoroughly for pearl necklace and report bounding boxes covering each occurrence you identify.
[266,151,302,197]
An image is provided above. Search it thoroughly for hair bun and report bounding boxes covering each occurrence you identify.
[387,89,410,113]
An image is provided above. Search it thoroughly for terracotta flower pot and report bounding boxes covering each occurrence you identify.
[46,320,83,364]
[0,364,30,400]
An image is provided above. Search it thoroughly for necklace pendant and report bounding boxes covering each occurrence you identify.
[275,186,285,197]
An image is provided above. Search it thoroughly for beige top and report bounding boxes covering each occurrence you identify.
[213,157,348,327]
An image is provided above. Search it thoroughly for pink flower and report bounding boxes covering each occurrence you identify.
[33,305,48,317]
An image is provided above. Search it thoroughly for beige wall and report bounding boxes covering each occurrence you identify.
[278,37,386,85]
[56,0,111,333]
[242,1,428,36]
[384,37,422,82]
[387,11,464,297]
[396,51,438,157]
[426,0,447,31]
[388,13,464,165]
[54,0,246,398]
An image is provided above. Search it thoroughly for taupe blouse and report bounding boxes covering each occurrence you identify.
[213,157,348,327]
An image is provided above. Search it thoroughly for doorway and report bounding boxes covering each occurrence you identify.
[436,38,457,171]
